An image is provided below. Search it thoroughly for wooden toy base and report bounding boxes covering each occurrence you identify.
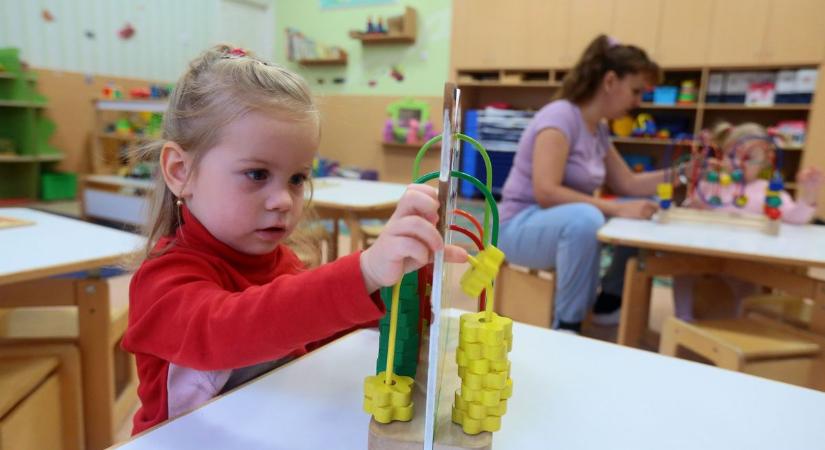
[656,207,779,235]
[368,317,492,450]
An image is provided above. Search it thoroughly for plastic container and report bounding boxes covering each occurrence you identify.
[653,86,678,105]
[40,172,77,201]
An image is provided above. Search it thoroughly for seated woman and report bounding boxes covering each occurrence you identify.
[498,34,677,334]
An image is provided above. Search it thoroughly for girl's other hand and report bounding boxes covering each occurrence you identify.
[797,167,824,205]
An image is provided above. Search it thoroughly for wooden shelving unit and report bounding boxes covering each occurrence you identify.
[349,7,416,45]
[91,99,167,175]
[453,65,817,192]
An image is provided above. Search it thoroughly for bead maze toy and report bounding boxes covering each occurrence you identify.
[656,132,785,235]
[364,84,513,449]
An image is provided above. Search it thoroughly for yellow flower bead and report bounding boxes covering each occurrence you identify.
[363,372,414,423]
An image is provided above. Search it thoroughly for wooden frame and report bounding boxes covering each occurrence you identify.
[656,207,780,235]
[0,275,138,450]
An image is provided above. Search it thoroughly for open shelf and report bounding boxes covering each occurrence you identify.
[612,137,686,146]
[349,7,417,45]
[0,72,37,81]
[298,56,348,67]
[0,99,46,108]
[0,153,63,163]
[703,103,810,111]
[637,102,698,110]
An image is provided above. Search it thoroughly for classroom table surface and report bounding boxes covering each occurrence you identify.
[598,217,825,268]
[0,207,144,285]
[117,310,825,450]
[311,177,408,211]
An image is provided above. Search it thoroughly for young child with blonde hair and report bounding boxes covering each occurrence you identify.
[122,45,466,434]
[673,121,823,320]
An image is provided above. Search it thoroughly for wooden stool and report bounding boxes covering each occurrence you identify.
[0,274,137,449]
[493,263,555,328]
[659,316,821,387]
[0,355,75,450]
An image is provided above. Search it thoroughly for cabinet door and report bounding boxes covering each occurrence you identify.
[762,0,825,64]
[522,0,569,68]
[655,0,713,67]
[801,62,825,219]
[564,0,616,66]
[611,0,661,54]
[452,0,499,68]
[707,0,771,66]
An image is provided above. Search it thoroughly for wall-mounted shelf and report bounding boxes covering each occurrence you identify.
[637,102,698,110]
[0,99,46,108]
[298,56,348,67]
[349,7,416,45]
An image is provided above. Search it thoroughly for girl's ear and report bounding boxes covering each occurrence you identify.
[160,141,192,199]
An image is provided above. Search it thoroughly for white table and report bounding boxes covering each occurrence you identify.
[597,218,825,349]
[0,208,144,449]
[117,313,825,449]
[311,177,407,258]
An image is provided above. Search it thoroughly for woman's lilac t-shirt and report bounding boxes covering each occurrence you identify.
[499,99,610,223]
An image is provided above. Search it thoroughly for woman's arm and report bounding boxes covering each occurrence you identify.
[533,128,620,215]
[604,145,671,197]
[532,129,657,219]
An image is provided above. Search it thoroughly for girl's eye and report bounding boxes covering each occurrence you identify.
[289,173,308,186]
[245,169,269,182]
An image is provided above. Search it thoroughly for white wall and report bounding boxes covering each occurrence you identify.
[0,0,271,82]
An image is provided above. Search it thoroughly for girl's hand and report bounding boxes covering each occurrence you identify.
[360,184,468,293]
[611,199,659,220]
[797,167,824,205]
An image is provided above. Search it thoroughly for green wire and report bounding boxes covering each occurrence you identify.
[411,133,494,247]
[414,170,499,247]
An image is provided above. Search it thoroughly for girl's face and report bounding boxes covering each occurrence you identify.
[183,112,318,255]
[730,140,771,183]
[603,72,646,119]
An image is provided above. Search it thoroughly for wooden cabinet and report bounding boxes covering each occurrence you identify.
[611,0,661,56]
[801,62,825,219]
[762,0,825,64]
[655,0,713,67]
[451,0,499,68]
[563,0,615,65]
[707,0,771,66]
[522,0,569,68]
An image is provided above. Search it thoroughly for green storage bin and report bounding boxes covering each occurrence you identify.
[40,172,77,201]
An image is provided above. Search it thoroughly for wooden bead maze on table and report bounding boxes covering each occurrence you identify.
[363,84,514,450]
[655,132,786,235]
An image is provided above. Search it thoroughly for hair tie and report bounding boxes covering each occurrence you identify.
[607,36,620,48]
[221,47,247,59]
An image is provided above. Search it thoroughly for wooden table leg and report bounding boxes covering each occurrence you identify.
[76,278,116,450]
[329,218,340,261]
[344,213,364,255]
[618,256,653,348]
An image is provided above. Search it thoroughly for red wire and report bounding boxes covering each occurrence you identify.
[449,224,487,311]
[453,209,484,242]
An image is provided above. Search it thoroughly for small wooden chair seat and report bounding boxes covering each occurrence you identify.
[660,316,820,387]
[493,263,556,328]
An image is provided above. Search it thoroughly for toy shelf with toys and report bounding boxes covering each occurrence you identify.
[90,88,168,176]
[0,48,69,201]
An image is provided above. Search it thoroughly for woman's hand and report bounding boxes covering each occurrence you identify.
[360,184,468,293]
[610,199,659,220]
[797,167,824,206]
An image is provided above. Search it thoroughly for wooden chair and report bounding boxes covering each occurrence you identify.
[659,316,821,388]
[0,354,79,450]
[493,263,555,328]
[0,274,137,450]
[743,294,814,330]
